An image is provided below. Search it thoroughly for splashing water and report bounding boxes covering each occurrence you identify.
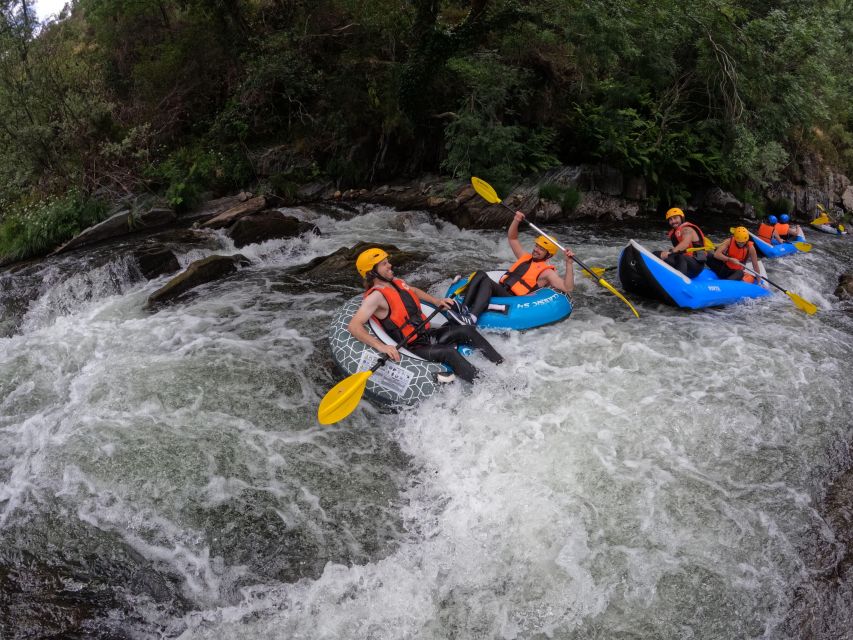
[1,206,851,639]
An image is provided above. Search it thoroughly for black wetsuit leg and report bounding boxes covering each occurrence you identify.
[462,271,512,318]
[706,256,744,280]
[660,252,703,278]
[433,325,504,364]
[408,343,479,383]
[409,325,504,383]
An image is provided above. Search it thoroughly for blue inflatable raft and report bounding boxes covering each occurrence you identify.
[617,240,770,309]
[445,270,572,330]
[749,231,804,258]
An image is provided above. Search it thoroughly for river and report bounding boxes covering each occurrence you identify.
[1,205,851,639]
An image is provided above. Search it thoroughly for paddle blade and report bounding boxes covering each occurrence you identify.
[471,176,502,204]
[785,290,818,315]
[597,278,641,318]
[452,271,478,295]
[318,370,373,425]
[583,266,607,278]
[704,236,716,250]
[793,241,812,252]
[811,215,830,225]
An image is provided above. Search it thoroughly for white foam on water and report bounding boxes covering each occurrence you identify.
[1,213,852,638]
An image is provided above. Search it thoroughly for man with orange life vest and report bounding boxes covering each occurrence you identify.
[774,214,803,242]
[347,248,503,383]
[655,207,708,278]
[460,210,575,324]
[757,215,783,244]
[706,227,762,283]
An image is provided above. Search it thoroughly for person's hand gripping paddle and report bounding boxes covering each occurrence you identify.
[471,176,640,318]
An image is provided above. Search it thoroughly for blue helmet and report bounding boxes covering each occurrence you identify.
[780,214,790,222]
[768,215,778,224]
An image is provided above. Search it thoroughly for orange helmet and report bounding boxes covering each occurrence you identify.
[665,207,684,221]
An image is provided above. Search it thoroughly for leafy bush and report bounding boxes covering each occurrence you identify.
[150,146,254,211]
[0,192,108,262]
[442,113,558,193]
[729,126,789,188]
[538,183,582,212]
[767,196,794,215]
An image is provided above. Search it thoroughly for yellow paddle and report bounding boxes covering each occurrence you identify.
[451,271,478,296]
[583,266,609,278]
[470,177,640,318]
[739,265,818,315]
[318,307,443,425]
[688,243,817,315]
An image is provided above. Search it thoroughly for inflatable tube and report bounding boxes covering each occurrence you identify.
[445,270,572,330]
[749,231,804,258]
[617,240,770,309]
[810,221,848,236]
[328,296,454,407]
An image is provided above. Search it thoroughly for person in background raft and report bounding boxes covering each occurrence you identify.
[706,227,762,283]
[757,215,783,244]
[774,214,803,242]
[655,207,708,278]
[348,248,503,383]
[460,210,575,325]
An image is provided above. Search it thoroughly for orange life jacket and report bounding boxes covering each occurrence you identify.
[774,222,790,237]
[366,278,428,345]
[667,222,707,258]
[757,223,775,242]
[724,238,752,271]
[499,253,556,296]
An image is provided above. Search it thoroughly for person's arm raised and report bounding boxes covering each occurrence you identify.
[508,211,526,259]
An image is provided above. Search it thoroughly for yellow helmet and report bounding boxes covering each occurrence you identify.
[732,227,749,243]
[356,247,389,278]
[534,235,558,256]
[665,207,684,221]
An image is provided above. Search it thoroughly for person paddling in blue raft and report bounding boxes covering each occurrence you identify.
[655,207,709,277]
[458,210,575,325]
[347,248,503,384]
[758,214,803,244]
[706,226,762,283]
[773,214,804,243]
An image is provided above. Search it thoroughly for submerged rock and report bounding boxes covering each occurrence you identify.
[287,242,427,288]
[133,246,180,280]
[227,210,319,248]
[147,254,251,306]
[835,273,853,300]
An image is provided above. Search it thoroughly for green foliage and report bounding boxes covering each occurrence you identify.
[729,125,790,188]
[768,196,795,216]
[1,0,853,219]
[442,112,558,192]
[150,146,253,211]
[0,192,108,261]
[538,183,582,212]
